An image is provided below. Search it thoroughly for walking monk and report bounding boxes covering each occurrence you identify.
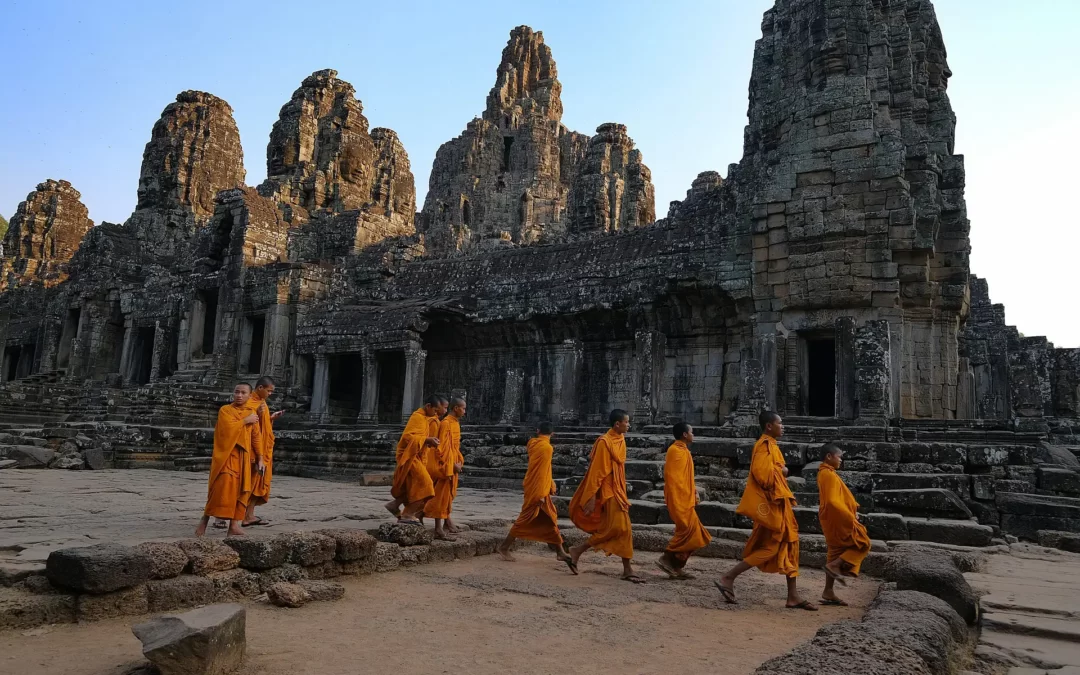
[497,421,576,573]
[656,422,711,579]
[568,410,644,583]
[817,443,871,606]
[424,397,465,539]
[195,383,261,537]
[385,394,444,524]
[243,376,284,527]
[714,411,816,610]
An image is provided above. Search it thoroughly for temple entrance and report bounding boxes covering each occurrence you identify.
[3,345,22,382]
[131,327,155,385]
[56,308,80,370]
[806,338,836,417]
[190,291,218,357]
[376,351,405,423]
[327,354,365,418]
[240,314,266,374]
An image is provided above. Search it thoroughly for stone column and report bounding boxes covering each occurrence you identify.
[263,304,291,379]
[149,322,166,382]
[118,319,135,384]
[401,345,426,423]
[634,330,666,425]
[834,317,856,419]
[758,333,777,413]
[358,349,379,424]
[956,357,976,419]
[855,320,891,423]
[551,339,581,424]
[310,355,330,420]
[499,367,524,425]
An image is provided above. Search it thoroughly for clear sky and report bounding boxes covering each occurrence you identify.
[0,0,1076,347]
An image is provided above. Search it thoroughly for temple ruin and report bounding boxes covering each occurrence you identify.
[0,0,1078,544]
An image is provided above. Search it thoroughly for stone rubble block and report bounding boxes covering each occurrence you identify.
[0,586,75,630]
[177,540,241,575]
[135,542,189,580]
[862,512,908,540]
[256,563,307,593]
[315,528,378,562]
[147,575,216,613]
[223,535,289,570]
[398,545,434,567]
[81,447,106,470]
[427,540,457,564]
[266,582,310,608]
[5,446,57,468]
[302,561,342,580]
[0,561,46,586]
[873,489,973,519]
[883,550,980,625]
[0,459,17,469]
[373,542,401,573]
[1035,530,1080,554]
[205,569,262,602]
[376,522,434,546]
[46,543,153,594]
[905,518,994,548]
[296,580,345,602]
[132,603,246,675]
[281,531,337,566]
[75,584,149,621]
[339,557,377,576]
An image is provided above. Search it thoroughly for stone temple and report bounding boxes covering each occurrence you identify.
[0,0,1078,545]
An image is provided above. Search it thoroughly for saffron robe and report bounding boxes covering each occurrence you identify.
[817,463,872,575]
[663,440,712,561]
[248,389,275,507]
[424,415,461,519]
[736,435,800,577]
[204,403,261,520]
[507,435,563,545]
[569,430,633,559]
[391,408,436,504]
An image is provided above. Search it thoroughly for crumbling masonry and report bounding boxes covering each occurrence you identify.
[1,1,1078,542]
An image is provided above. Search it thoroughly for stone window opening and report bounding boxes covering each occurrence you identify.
[461,198,471,226]
[238,314,266,374]
[208,214,234,264]
[805,336,836,417]
[502,136,514,172]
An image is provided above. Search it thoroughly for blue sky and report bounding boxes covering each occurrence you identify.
[1,0,1077,346]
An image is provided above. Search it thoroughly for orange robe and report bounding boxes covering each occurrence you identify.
[508,435,563,545]
[204,402,261,520]
[736,435,800,577]
[424,415,461,519]
[663,440,712,561]
[817,463,872,575]
[391,408,436,504]
[569,430,633,559]
[248,390,275,507]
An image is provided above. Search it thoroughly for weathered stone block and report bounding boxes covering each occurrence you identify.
[862,512,907,540]
[177,540,241,576]
[373,542,401,572]
[905,518,994,547]
[1038,466,1080,496]
[267,582,310,608]
[0,586,75,630]
[223,535,288,570]
[135,542,189,580]
[147,575,216,613]
[132,603,246,675]
[303,561,343,579]
[1036,530,1080,553]
[694,501,736,528]
[296,580,345,602]
[631,529,670,552]
[75,584,148,621]
[205,569,262,602]
[873,489,972,519]
[884,551,980,624]
[6,446,56,468]
[628,499,664,525]
[256,564,307,593]
[793,506,822,534]
[376,522,433,547]
[315,528,377,562]
[398,544,433,567]
[81,447,106,470]
[281,531,337,566]
[46,543,153,594]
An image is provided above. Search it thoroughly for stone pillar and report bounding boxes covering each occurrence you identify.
[834,317,856,419]
[889,322,904,419]
[855,320,891,423]
[118,319,136,384]
[263,304,291,379]
[358,349,379,423]
[956,357,976,419]
[551,339,581,424]
[310,354,330,419]
[634,330,666,425]
[782,335,800,415]
[401,345,426,423]
[757,333,777,412]
[499,367,524,425]
[149,321,165,382]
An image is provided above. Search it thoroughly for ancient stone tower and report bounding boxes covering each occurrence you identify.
[419,26,655,254]
[1,180,93,289]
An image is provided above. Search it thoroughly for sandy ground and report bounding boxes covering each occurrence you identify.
[0,551,876,675]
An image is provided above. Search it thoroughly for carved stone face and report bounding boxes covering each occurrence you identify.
[339,143,367,184]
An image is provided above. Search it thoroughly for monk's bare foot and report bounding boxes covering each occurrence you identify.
[227,525,245,536]
[194,523,207,537]
[497,546,516,562]
[384,501,400,517]
[434,530,456,541]
[570,544,586,568]
[446,523,463,534]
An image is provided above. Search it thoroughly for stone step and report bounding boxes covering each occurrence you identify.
[982,611,1080,643]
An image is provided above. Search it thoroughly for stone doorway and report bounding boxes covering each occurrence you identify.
[327,354,365,418]
[239,314,266,374]
[131,327,155,385]
[56,308,80,370]
[376,351,406,423]
[189,291,219,358]
[806,337,836,417]
[2,344,31,382]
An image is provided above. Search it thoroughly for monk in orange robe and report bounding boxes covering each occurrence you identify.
[656,422,712,579]
[445,421,466,535]
[195,383,261,537]
[243,375,284,527]
[497,421,576,573]
[715,411,816,610]
[817,443,871,606]
[424,397,465,539]
[568,409,643,583]
[384,394,445,523]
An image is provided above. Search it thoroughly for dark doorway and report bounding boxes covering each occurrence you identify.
[4,346,21,382]
[246,315,265,373]
[132,328,155,385]
[56,308,80,369]
[502,136,513,171]
[807,338,836,417]
[376,351,406,423]
[15,343,35,379]
[208,215,234,265]
[328,354,365,418]
[193,290,218,357]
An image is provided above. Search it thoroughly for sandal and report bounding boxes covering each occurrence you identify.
[396,517,422,525]
[713,580,737,604]
[786,600,819,611]
[242,517,268,527]
[819,598,849,606]
[562,557,579,575]
[824,567,848,587]
[655,559,679,579]
[621,574,647,584]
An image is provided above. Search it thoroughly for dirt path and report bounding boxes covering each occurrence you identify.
[0,551,877,675]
